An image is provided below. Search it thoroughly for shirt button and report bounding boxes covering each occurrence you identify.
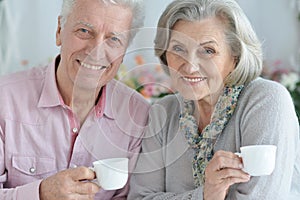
[72,127,78,134]
[29,167,36,174]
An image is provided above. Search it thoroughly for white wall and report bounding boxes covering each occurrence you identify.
[1,0,299,74]
[237,0,300,70]
[123,0,173,69]
[127,0,300,71]
[0,0,62,74]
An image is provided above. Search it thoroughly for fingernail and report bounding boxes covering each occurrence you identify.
[239,164,243,169]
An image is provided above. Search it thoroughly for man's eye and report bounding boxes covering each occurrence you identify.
[75,28,93,40]
[79,28,89,33]
[106,36,123,48]
[110,36,121,42]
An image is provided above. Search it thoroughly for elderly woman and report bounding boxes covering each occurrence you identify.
[128,0,300,199]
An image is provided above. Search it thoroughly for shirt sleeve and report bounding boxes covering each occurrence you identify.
[226,80,300,199]
[0,180,42,200]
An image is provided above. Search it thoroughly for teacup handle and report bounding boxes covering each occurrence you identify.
[89,167,95,171]
[88,167,100,185]
[235,152,241,157]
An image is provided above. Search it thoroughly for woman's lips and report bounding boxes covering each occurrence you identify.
[182,76,207,83]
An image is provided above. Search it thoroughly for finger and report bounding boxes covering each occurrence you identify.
[69,166,96,181]
[75,182,100,195]
[206,168,249,185]
[68,193,96,200]
[210,153,243,171]
[217,168,250,180]
[222,176,251,188]
[214,150,239,159]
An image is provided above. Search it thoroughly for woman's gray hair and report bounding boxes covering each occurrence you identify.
[155,0,263,85]
[60,0,145,43]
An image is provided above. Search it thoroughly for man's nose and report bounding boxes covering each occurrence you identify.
[86,37,108,62]
[88,39,105,59]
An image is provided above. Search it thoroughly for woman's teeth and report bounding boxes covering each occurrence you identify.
[183,77,206,82]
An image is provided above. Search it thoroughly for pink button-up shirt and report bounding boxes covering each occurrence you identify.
[0,57,149,199]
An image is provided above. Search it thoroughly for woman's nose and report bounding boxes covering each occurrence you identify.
[182,53,200,74]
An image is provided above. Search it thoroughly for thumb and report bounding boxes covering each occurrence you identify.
[68,166,96,181]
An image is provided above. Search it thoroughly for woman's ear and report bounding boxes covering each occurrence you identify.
[233,56,240,68]
[56,16,62,46]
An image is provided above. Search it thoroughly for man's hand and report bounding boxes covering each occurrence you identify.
[203,151,250,200]
[40,166,100,200]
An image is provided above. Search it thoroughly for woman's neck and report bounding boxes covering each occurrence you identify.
[194,89,223,131]
[195,100,214,131]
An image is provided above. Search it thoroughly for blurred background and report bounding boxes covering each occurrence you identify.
[0,0,299,111]
[0,0,299,74]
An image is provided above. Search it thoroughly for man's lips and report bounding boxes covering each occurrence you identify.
[78,60,109,70]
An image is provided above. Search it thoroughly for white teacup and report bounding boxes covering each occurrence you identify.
[90,158,129,190]
[235,145,277,176]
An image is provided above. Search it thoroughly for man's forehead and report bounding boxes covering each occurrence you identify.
[70,3,133,31]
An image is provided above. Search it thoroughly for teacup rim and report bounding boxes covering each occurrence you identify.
[240,144,277,150]
[93,157,129,165]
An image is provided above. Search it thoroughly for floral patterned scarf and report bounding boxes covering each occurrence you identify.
[179,85,244,187]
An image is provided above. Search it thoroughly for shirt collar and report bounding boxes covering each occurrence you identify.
[95,86,106,118]
[38,55,115,120]
[102,80,115,119]
[38,56,62,108]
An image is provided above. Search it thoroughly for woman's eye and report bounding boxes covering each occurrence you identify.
[203,48,215,54]
[172,45,184,52]
[198,48,215,59]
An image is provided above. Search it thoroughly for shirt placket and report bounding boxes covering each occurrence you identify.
[65,108,82,168]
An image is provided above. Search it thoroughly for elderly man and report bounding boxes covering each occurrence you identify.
[0,0,149,199]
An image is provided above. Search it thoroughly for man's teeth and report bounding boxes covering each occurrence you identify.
[183,77,206,82]
[81,62,107,70]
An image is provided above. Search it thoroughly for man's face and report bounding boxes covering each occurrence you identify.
[56,0,133,91]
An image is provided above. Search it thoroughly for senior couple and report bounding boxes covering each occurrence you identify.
[0,0,299,199]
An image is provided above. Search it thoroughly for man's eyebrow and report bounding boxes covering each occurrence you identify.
[76,21,94,29]
[110,31,127,40]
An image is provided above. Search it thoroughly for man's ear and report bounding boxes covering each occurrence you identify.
[56,16,62,46]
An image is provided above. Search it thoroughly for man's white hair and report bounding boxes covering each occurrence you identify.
[60,0,145,42]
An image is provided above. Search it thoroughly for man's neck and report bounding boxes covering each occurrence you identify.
[55,60,102,125]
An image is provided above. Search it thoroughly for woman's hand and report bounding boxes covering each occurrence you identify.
[203,150,250,200]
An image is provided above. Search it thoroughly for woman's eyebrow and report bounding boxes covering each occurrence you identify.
[199,41,218,46]
[169,38,185,45]
[170,38,218,47]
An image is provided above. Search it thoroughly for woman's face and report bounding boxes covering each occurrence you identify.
[166,17,236,102]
